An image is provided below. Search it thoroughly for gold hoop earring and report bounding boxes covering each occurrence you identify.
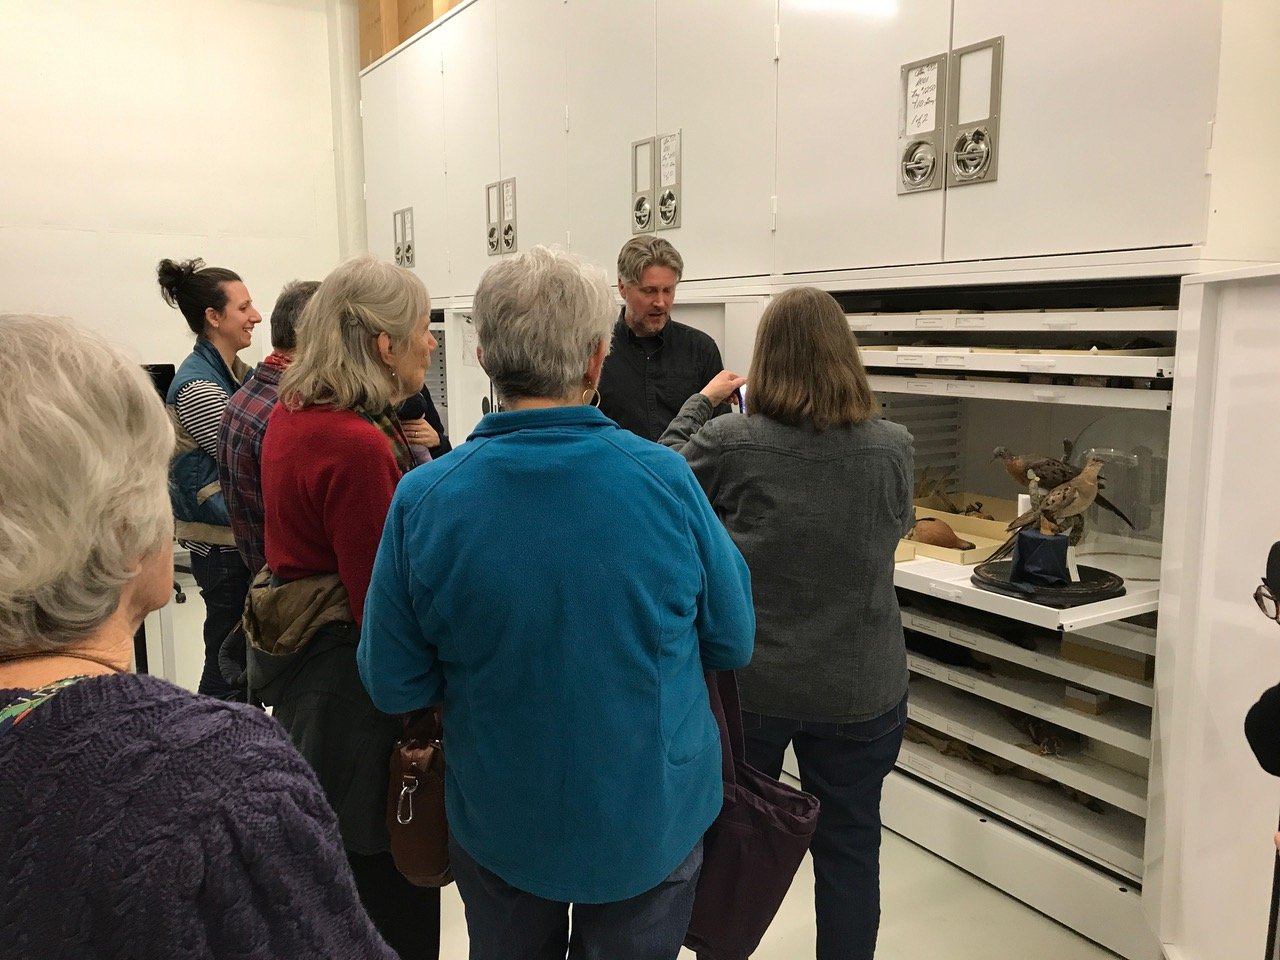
[583,387,601,408]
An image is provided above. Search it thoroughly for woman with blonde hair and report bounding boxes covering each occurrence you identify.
[0,314,396,959]
[358,246,755,960]
[248,255,439,960]
[661,285,915,960]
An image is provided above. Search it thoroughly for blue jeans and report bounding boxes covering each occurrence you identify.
[189,547,250,699]
[742,694,907,960]
[449,837,702,960]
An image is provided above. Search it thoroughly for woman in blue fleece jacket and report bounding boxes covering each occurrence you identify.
[358,246,754,960]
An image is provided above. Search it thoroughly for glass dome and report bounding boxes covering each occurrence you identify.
[1063,409,1168,579]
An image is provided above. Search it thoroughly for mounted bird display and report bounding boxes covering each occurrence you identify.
[988,462,1103,562]
[991,446,1134,529]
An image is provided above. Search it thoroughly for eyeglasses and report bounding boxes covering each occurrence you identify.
[1256,582,1279,621]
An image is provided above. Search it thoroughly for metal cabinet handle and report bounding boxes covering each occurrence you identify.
[658,189,678,227]
[951,127,992,181]
[901,141,937,187]
[633,196,652,230]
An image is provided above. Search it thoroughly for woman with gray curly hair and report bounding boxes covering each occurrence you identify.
[0,314,397,959]
[250,255,440,960]
[358,246,756,960]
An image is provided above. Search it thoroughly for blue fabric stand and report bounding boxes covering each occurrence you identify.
[1010,529,1071,587]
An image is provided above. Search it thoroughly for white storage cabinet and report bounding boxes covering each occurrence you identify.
[361,6,1280,955]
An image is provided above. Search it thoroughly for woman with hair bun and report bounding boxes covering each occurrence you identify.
[157,257,261,700]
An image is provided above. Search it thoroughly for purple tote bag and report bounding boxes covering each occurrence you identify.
[684,672,820,960]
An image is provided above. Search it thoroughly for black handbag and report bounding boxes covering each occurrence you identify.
[386,706,454,887]
[684,671,820,960]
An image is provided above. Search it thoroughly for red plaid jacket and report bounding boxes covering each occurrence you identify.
[217,355,288,576]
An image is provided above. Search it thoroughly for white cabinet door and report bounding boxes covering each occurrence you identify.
[776,1,951,273]
[1154,269,1280,960]
[444,311,494,443]
[944,1,1219,261]
[361,60,403,269]
[495,0,569,256]
[655,0,776,281]
[442,0,501,296]
[397,33,449,299]
[565,0,657,280]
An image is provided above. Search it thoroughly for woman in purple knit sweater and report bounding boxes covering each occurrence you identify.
[0,314,396,960]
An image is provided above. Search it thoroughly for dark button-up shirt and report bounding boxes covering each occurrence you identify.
[217,355,288,575]
[598,311,728,441]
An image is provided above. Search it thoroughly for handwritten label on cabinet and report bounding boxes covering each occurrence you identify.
[502,180,515,221]
[660,133,680,188]
[906,62,938,134]
[463,323,480,368]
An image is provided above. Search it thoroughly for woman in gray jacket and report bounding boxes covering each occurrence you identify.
[660,285,914,960]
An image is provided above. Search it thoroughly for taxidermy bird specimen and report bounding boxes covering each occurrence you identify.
[988,460,1105,562]
[914,466,995,519]
[907,517,975,551]
[991,446,1134,528]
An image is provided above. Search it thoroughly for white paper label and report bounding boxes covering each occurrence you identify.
[502,180,515,221]
[906,62,938,134]
[463,324,480,368]
[659,133,680,188]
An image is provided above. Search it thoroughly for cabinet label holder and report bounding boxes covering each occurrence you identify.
[631,137,656,234]
[657,130,682,230]
[402,207,415,267]
[485,182,502,256]
[898,53,949,195]
[946,36,1004,187]
[499,177,518,253]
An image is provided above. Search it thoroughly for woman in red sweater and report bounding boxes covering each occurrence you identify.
[251,255,438,960]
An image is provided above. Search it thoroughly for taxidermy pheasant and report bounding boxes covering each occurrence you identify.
[991,446,1134,528]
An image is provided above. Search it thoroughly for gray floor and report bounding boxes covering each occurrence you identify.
[167,574,1118,959]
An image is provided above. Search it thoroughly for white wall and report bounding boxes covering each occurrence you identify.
[0,0,358,367]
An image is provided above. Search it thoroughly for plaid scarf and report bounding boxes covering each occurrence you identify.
[359,406,417,476]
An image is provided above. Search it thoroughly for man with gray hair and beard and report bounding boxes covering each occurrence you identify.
[598,235,732,441]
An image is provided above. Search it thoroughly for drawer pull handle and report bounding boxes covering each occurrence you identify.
[906,756,934,775]
[1031,388,1065,402]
